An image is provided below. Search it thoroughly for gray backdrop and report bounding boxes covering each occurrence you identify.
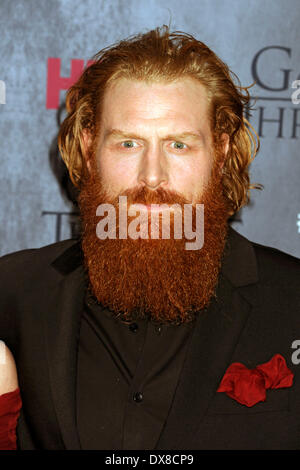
[0,0,299,258]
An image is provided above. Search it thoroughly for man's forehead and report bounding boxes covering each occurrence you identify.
[99,76,211,135]
[103,75,209,105]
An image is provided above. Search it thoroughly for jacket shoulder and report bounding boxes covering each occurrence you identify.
[0,239,81,348]
[0,239,80,277]
[251,238,300,284]
[226,227,299,291]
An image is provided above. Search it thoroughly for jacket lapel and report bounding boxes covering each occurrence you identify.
[43,242,86,450]
[155,227,259,449]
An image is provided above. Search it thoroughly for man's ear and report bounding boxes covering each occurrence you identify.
[219,133,230,170]
[82,128,92,173]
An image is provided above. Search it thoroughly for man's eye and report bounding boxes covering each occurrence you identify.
[170,141,187,150]
[121,141,138,149]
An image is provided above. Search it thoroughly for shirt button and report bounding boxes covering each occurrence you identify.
[155,325,162,335]
[129,322,138,333]
[133,391,143,403]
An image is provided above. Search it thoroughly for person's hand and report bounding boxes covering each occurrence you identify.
[0,341,19,395]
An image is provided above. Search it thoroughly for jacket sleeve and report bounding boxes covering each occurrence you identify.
[0,249,35,352]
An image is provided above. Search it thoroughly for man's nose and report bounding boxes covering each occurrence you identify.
[137,146,168,190]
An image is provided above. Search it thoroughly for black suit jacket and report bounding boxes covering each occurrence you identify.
[0,227,299,450]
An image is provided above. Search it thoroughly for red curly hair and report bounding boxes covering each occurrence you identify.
[58,25,261,215]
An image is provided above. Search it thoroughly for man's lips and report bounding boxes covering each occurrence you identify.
[122,202,179,215]
[145,204,174,212]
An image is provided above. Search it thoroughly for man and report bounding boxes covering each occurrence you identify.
[0,25,299,450]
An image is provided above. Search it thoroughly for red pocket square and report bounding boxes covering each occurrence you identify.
[217,353,294,407]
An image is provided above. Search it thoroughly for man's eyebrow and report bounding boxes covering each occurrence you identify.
[103,128,203,141]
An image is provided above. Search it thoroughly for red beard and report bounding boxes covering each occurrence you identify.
[78,159,230,325]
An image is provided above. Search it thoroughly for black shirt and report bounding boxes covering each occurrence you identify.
[76,293,196,450]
